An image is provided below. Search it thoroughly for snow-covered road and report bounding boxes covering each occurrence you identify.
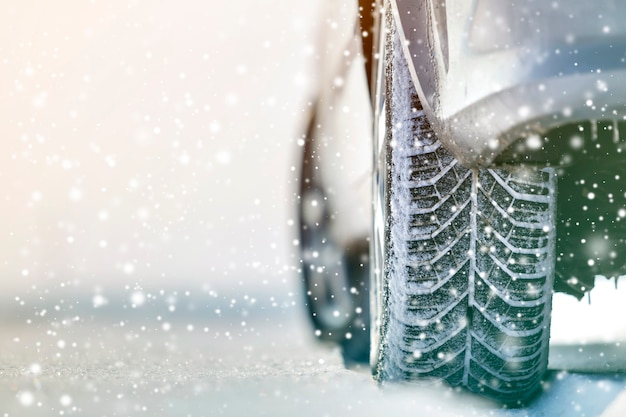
[1,285,626,417]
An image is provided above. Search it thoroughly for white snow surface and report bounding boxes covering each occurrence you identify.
[1,285,626,417]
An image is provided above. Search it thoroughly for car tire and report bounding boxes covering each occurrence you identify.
[371,11,557,404]
[299,115,370,364]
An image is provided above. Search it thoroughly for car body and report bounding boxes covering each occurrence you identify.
[394,0,626,167]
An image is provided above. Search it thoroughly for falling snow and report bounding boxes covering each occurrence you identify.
[2,0,626,416]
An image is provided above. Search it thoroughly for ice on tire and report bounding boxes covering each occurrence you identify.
[373,15,557,404]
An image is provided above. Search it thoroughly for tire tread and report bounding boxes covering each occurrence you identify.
[375,20,556,404]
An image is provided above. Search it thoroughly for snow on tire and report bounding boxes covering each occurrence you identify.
[371,12,557,404]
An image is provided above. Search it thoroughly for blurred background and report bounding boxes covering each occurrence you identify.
[1,0,626,343]
[0,0,323,296]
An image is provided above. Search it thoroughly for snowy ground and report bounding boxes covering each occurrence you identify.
[2,279,626,417]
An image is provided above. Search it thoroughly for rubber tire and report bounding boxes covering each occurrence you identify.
[299,114,370,364]
[371,11,557,405]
